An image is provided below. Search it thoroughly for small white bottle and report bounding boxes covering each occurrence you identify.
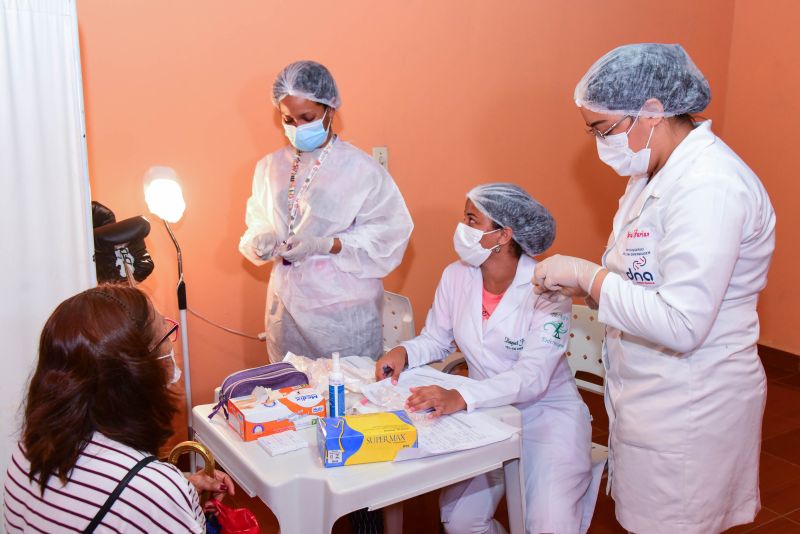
[328,352,345,417]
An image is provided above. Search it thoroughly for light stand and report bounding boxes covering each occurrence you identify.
[163,219,193,444]
[143,166,194,472]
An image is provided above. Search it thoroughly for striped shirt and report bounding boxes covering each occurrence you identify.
[3,432,205,533]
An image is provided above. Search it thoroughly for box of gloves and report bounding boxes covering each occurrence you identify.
[227,384,326,441]
[317,410,417,467]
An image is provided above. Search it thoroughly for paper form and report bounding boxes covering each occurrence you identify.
[361,366,473,408]
[360,367,519,459]
[394,411,519,461]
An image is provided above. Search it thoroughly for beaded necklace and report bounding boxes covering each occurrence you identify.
[286,134,338,235]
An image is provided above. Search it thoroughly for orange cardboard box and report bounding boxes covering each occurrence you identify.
[226,384,326,441]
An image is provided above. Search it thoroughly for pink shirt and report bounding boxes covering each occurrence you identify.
[481,288,504,321]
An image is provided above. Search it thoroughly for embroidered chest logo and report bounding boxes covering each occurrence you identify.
[622,227,657,286]
[626,255,655,284]
[626,228,650,239]
[504,337,525,351]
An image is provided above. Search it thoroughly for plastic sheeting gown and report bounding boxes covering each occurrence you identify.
[240,61,413,361]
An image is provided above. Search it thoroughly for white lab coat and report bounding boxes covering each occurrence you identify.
[240,140,413,361]
[597,121,776,533]
[402,255,593,534]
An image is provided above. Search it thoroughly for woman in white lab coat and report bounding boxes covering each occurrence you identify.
[534,44,776,534]
[378,183,594,534]
[239,60,413,362]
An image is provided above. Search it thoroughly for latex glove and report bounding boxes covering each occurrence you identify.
[533,254,602,295]
[250,232,279,260]
[278,235,334,263]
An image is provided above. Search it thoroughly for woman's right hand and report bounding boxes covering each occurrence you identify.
[250,231,278,259]
[375,346,408,385]
[533,255,602,295]
[188,468,235,513]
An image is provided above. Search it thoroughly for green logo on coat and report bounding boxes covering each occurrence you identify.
[543,320,567,339]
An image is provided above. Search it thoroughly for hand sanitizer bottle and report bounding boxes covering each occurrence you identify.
[328,352,345,417]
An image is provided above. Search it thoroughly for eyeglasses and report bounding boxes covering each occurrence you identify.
[586,115,633,139]
[152,317,179,350]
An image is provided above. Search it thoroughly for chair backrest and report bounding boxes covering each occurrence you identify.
[566,304,606,395]
[382,291,415,350]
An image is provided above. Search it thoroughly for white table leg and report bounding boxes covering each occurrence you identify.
[275,511,335,534]
[503,458,524,534]
[273,482,339,534]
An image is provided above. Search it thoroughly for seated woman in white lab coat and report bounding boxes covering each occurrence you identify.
[377,183,594,534]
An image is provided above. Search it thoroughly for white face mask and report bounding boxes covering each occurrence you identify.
[453,222,501,267]
[595,116,655,177]
[158,349,182,385]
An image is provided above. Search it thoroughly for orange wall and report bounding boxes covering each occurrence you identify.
[721,0,800,354]
[76,0,741,414]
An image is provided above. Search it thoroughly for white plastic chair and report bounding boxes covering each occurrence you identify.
[566,304,608,532]
[382,291,415,348]
[566,305,606,395]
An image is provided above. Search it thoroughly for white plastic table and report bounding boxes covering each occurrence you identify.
[192,403,524,534]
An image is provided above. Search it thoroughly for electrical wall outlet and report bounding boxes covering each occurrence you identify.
[372,146,389,170]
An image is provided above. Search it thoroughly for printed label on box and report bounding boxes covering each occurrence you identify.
[227,384,326,441]
[317,410,417,467]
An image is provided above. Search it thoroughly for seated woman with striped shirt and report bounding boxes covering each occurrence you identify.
[3,285,234,533]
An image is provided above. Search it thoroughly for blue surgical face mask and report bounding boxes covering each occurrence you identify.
[283,108,330,152]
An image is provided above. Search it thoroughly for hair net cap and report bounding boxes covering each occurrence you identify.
[575,43,710,118]
[272,60,340,109]
[467,183,555,256]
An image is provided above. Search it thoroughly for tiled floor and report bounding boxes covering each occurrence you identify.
[236,347,800,533]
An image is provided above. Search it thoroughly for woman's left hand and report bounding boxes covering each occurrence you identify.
[188,469,235,510]
[405,385,466,417]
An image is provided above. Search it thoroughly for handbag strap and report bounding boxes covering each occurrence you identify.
[83,455,157,533]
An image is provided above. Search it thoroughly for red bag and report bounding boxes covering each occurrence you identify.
[209,501,260,534]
